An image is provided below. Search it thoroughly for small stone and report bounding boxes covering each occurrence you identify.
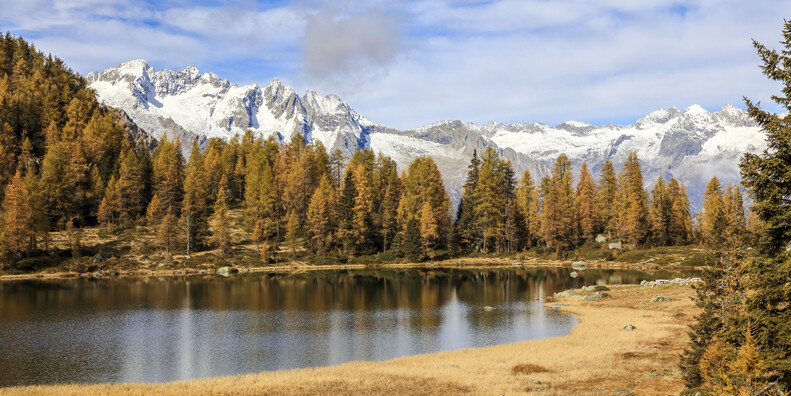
[623,324,636,331]
[641,371,664,378]
[592,386,608,391]
[529,379,541,384]
[651,295,671,303]
[611,390,629,395]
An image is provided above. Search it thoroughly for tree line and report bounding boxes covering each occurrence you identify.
[0,32,750,266]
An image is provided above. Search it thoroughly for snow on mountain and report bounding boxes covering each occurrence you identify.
[88,60,767,211]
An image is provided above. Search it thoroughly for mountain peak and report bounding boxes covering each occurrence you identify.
[684,104,709,116]
[116,59,150,76]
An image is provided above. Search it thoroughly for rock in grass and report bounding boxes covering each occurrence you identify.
[651,295,671,303]
[641,370,664,378]
[623,324,636,331]
[582,285,610,292]
[553,290,581,298]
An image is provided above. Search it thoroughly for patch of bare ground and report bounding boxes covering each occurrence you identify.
[2,284,698,395]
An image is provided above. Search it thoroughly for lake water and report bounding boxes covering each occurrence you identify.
[0,267,695,387]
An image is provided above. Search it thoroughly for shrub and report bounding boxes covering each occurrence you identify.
[511,364,550,375]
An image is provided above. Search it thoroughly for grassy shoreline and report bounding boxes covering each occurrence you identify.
[0,255,701,282]
[1,284,698,395]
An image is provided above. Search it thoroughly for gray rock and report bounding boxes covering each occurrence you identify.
[582,285,610,292]
[571,260,588,270]
[651,295,671,303]
[92,254,105,264]
[595,234,607,243]
[623,324,636,331]
[217,266,238,276]
[609,242,623,250]
[553,290,581,298]
[582,292,611,301]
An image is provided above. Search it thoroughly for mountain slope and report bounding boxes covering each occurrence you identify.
[87,60,766,211]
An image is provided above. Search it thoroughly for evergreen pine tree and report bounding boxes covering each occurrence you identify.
[699,176,726,246]
[2,170,32,256]
[152,136,185,216]
[97,176,120,228]
[336,166,357,255]
[516,170,540,248]
[597,160,619,239]
[117,150,145,223]
[285,210,300,258]
[473,147,507,252]
[157,211,179,259]
[183,141,211,255]
[146,193,162,225]
[456,150,482,250]
[668,178,693,245]
[575,162,597,243]
[420,201,439,258]
[541,155,575,252]
[649,175,673,246]
[210,174,232,255]
[329,148,346,189]
[736,20,791,385]
[307,176,336,254]
[352,164,375,254]
[620,152,649,245]
[722,184,747,245]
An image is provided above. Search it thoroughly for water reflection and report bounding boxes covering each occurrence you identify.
[0,267,695,386]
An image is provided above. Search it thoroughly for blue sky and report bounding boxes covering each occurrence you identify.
[1,0,787,129]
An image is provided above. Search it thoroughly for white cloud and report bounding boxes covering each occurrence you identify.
[0,0,786,129]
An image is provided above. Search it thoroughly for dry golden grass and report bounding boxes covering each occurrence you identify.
[1,284,698,395]
[511,363,551,375]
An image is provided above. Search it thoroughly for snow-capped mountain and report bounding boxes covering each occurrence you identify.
[87,60,766,211]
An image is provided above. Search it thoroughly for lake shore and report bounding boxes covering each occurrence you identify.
[2,283,698,395]
[0,256,699,282]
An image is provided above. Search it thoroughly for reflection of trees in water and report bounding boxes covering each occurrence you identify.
[0,268,699,322]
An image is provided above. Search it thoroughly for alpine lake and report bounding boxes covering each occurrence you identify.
[0,266,698,387]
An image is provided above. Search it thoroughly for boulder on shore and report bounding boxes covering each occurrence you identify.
[651,295,671,303]
[216,266,238,276]
[582,292,611,301]
[582,285,610,292]
[571,261,588,270]
[553,290,581,298]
